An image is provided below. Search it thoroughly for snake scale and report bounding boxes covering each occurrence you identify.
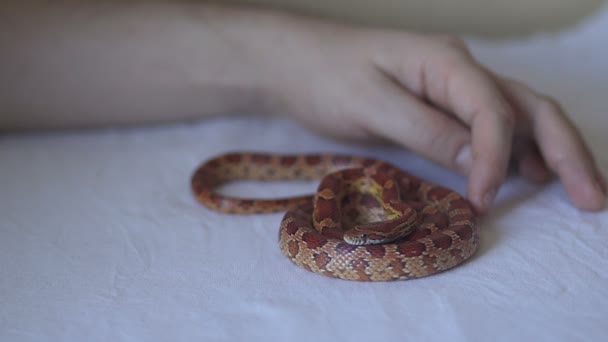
[191,152,479,281]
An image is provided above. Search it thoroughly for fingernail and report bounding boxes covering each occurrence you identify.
[564,165,606,210]
[456,144,473,173]
[579,169,605,200]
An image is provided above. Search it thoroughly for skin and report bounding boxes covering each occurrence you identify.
[0,1,605,213]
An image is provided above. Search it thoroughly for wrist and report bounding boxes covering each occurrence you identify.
[196,4,348,116]
[192,4,298,116]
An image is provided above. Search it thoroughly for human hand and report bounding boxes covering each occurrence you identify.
[264,17,606,213]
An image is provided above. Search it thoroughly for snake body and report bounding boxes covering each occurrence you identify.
[191,152,479,281]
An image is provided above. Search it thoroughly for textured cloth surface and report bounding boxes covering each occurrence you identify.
[1,7,608,342]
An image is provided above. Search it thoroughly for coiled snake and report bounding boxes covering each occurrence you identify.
[191,152,479,281]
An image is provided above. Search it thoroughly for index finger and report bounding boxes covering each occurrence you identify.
[426,54,516,212]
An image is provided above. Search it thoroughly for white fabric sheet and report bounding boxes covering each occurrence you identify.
[2,7,608,342]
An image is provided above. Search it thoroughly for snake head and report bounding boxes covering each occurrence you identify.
[343,232,369,246]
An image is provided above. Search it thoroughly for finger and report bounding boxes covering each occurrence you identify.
[357,76,473,174]
[420,53,516,213]
[497,77,606,210]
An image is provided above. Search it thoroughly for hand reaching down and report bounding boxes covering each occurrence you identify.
[264,20,607,213]
[1,3,604,213]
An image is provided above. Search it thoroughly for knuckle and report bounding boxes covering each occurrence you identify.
[437,34,467,50]
[432,34,470,59]
[536,95,561,115]
[437,48,471,73]
[419,34,473,79]
[472,101,516,131]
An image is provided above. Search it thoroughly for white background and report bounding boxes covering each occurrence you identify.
[1,5,607,342]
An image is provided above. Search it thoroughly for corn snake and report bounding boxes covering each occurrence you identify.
[191,152,479,281]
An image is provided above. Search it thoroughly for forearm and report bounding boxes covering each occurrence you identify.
[0,1,290,130]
